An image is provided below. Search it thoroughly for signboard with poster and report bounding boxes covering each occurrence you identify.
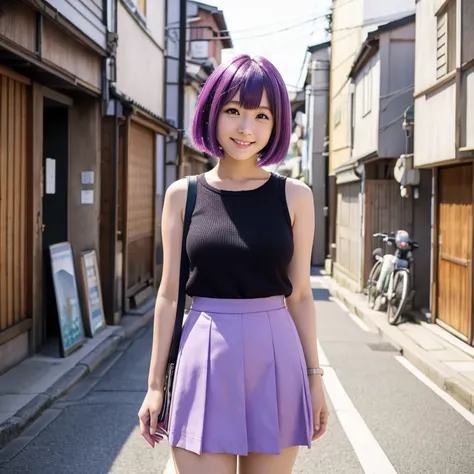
[80,250,106,337]
[49,242,85,356]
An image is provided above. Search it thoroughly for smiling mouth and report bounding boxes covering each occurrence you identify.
[231,138,254,147]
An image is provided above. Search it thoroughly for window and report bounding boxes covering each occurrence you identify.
[436,0,456,79]
[124,0,146,21]
[136,0,146,16]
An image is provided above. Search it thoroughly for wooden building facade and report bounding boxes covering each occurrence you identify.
[0,0,108,374]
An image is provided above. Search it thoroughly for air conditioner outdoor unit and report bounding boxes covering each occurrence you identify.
[394,154,419,187]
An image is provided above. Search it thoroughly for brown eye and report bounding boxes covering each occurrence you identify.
[226,108,239,115]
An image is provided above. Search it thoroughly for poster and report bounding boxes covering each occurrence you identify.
[81,250,106,337]
[49,242,85,356]
[81,190,94,204]
[45,158,56,194]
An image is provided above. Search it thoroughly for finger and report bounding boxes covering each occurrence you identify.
[314,409,321,432]
[313,423,327,440]
[139,418,155,448]
[148,411,158,436]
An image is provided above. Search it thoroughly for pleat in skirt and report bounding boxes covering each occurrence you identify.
[168,295,313,456]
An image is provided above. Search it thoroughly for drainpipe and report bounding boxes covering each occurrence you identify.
[455,0,463,155]
[107,0,119,323]
[177,0,187,178]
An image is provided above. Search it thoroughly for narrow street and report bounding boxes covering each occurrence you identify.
[1,277,474,474]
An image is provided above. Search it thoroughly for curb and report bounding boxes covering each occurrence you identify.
[0,308,154,450]
[323,277,474,414]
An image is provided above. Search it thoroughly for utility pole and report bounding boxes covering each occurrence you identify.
[177,0,187,177]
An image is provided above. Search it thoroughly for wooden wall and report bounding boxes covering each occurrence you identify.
[125,121,155,302]
[0,74,29,334]
[364,179,414,282]
[336,182,361,283]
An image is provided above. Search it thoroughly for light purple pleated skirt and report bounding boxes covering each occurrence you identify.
[168,295,313,456]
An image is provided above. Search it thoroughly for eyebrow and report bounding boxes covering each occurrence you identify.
[227,100,272,112]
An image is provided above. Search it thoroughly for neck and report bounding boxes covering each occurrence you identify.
[214,155,269,181]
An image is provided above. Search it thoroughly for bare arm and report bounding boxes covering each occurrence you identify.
[147,178,188,391]
[285,179,320,370]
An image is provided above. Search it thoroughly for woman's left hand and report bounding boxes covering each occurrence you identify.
[309,376,328,441]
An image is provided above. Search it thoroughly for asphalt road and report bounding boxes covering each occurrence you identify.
[1,277,474,473]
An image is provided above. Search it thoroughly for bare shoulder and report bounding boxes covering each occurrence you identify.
[164,177,190,218]
[284,177,313,205]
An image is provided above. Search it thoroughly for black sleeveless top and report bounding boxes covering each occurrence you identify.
[185,173,294,299]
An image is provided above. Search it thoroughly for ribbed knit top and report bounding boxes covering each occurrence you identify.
[185,172,294,299]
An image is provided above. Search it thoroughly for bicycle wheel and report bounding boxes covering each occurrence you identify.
[367,260,382,308]
[387,270,409,325]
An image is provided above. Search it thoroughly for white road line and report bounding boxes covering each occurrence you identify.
[347,312,373,333]
[331,297,349,312]
[319,344,397,474]
[318,278,329,289]
[318,340,330,366]
[329,296,376,333]
[309,275,328,289]
[395,355,474,426]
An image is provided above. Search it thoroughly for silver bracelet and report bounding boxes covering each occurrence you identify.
[307,367,324,376]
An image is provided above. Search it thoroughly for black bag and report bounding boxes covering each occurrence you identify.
[155,175,197,438]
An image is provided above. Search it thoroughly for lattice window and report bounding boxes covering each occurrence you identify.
[436,0,456,79]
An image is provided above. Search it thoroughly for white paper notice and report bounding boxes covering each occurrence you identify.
[45,158,56,194]
[81,190,94,204]
[81,171,94,185]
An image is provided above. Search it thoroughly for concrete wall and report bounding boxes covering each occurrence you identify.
[116,1,165,117]
[460,2,474,149]
[378,22,415,158]
[329,0,364,174]
[462,65,474,149]
[307,48,330,265]
[184,84,199,138]
[414,0,458,166]
[414,0,440,94]
[69,98,102,323]
[414,79,456,166]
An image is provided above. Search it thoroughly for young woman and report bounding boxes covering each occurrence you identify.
[138,54,328,474]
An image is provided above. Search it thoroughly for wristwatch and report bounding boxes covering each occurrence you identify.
[307,367,324,376]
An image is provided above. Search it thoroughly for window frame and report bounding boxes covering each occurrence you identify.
[123,0,147,24]
[436,0,456,79]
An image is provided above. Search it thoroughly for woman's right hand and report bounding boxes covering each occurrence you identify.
[138,388,164,448]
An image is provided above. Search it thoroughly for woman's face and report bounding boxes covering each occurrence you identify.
[216,89,274,161]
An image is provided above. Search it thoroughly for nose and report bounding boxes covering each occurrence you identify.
[237,116,252,136]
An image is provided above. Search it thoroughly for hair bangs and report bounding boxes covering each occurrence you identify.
[234,63,266,111]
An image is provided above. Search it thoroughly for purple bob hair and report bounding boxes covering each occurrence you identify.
[191,54,292,167]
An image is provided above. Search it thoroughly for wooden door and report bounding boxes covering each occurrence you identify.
[0,74,29,340]
[124,120,155,309]
[437,165,473,341]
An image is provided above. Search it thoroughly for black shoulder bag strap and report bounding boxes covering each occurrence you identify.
[170,174,197,361]
[158,175,197,427]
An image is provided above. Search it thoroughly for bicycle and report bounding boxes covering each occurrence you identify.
[385,230,418,325]
[366,231,419,325]
[366,232,393,311]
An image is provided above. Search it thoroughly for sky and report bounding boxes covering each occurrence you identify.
[207,0,332,91]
